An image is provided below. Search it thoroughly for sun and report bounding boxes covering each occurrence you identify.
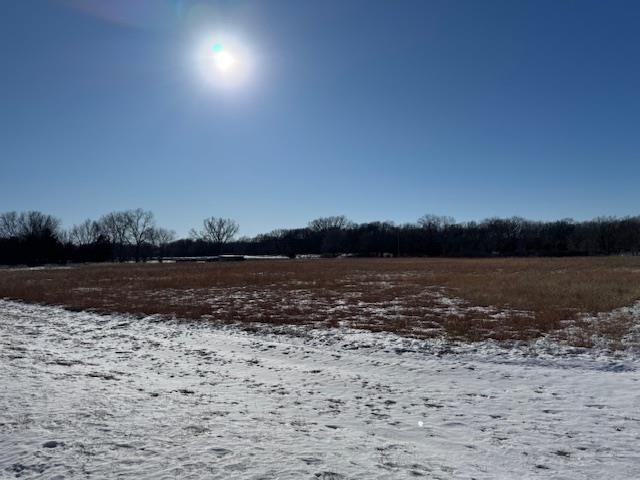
[195,36,253,90]
[213,49,236,73]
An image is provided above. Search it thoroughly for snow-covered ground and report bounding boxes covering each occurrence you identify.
[1,300,639,479]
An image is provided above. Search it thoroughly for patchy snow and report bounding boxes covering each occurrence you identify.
[1,300,639,479]
[0,266,72,272]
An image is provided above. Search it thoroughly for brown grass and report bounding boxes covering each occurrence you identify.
[1,257,639,347]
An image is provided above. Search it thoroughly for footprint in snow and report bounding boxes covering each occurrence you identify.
[42,440,64,448]
[210,447,231,457]
[314,472,345,479]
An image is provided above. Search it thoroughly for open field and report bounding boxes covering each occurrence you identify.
[1,257,640,349]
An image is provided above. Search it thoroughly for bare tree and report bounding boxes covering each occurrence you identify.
[98,210,155,261]
[191,217,239,254]
[69,219,102,246]
[124,209,156,262]
[98,211,129,261]
[99,211,129,245]
[151,227,176,262]
[14,211,62,239]
[417,214,455,232]
[308,215,353,232]
[0,211,19,238]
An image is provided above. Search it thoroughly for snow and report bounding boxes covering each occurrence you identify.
[1,300,639,479]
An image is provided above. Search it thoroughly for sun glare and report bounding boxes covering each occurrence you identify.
[214,50,236,73]
[196,35,252,90]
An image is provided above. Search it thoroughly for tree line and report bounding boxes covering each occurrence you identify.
[1,210,639,265]
[225,214,640,258]
[0,209,240,265]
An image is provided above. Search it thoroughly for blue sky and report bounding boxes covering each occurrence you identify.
[1,0,639,237]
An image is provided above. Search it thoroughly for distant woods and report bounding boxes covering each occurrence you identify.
[1,210,640,266]
[0,209,176,265]
[235,215,640,259]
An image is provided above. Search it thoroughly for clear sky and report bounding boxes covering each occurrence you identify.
[1,0,639,237]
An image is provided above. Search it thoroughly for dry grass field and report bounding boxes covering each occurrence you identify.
[1,257,640,347]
